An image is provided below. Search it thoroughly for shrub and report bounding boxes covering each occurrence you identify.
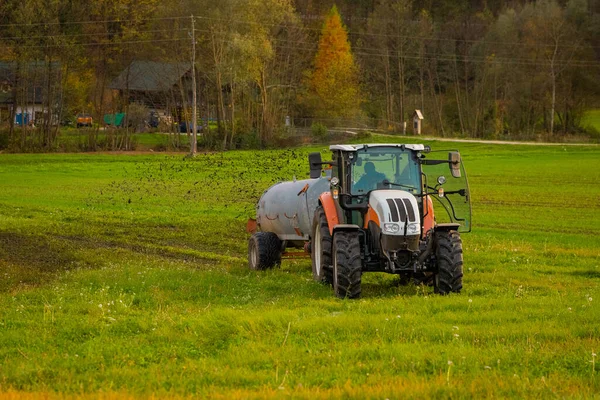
[198,128,222,150]
[0,129,8,150]
[311,122,328,140]
[126,103,150,132]
[153,142,168,152]
[236,130,261,149]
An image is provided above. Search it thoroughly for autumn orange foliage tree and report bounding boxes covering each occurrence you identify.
[306,5,362,119]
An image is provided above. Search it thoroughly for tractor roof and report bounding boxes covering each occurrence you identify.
[329,144,426,152]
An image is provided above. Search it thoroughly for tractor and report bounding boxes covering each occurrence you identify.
[248,144,471,298]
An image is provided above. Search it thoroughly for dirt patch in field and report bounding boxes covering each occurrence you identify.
[0,226,232,292]
[55,234,223,266]
[0,232,86,272]
[0,232,97,292]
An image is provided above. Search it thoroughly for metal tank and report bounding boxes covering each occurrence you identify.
[256,176,330,243]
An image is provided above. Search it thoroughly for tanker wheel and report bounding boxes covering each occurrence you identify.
[433,230,463,295]
[248,232,282,270]
[332,230,362,299]
[311,206,333,285]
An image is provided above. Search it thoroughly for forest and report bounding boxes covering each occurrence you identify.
[0,0,599,150]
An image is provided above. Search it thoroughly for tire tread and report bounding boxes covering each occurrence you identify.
[434,230,463,295]
[333,231,362,299]
[311,206,333,284]
[248,232,281,270]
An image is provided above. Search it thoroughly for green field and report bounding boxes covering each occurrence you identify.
[0,140,599,398]
[53,129,191,152]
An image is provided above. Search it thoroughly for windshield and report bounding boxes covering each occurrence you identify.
[351,147,421,195]
[422,150,472,233]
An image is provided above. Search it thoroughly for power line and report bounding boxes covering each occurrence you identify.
[1,12,597,50]
[1,29,598,69]
[348,29,591,51]
[0,16,189,28]
[0,16,598,68]
[197,29,599,67]
[0,28,189,41]
[193,13,600,51]
[0,37,188,49]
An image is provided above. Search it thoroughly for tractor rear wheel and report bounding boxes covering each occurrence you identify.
[433,230,463,295]
[332,230,362,299]
[311,206,333,284]
[248,232,281,270]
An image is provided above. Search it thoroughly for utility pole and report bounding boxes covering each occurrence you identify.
[190,14,198,157]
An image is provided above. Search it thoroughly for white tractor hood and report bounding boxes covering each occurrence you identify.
[369,190,421,236]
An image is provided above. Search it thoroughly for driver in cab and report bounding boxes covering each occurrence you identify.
[354,161,387,193]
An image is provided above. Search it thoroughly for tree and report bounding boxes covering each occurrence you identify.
[304,5,362,120]
[170,0,297,148]
[523,0,580,135]
[480,0,589,136]
[361,0,414,130]
[236,0,299,144]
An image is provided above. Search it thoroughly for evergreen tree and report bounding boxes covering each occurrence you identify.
[306,5,362,119]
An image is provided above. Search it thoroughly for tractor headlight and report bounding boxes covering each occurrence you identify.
[383,223,400,234]
[407,223,419,234]
[330,177,340,199]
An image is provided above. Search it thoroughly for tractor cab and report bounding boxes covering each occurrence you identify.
[310,144,471,235]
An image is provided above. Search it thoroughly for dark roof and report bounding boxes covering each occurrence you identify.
[0,61,61,105]
[109,61,191,92]
[0,61,61,82]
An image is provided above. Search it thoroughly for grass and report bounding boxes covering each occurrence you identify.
[582,109,600,133]
[56,129,190,151]
[0,140,599,398]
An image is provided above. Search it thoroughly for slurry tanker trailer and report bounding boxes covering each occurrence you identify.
[248,144,471,298]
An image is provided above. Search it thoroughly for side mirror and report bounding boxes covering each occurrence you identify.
[309,152,322,179]
[449,152,461,178]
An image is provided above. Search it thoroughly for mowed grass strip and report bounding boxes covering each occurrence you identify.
[0,141,598,398]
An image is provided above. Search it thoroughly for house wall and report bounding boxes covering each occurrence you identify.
[14,105,57,125]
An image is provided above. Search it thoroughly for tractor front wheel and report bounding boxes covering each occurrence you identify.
[248,232,281,270]
[332,230,362,299]
[311,206,333,284]
[433,230,463,295]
